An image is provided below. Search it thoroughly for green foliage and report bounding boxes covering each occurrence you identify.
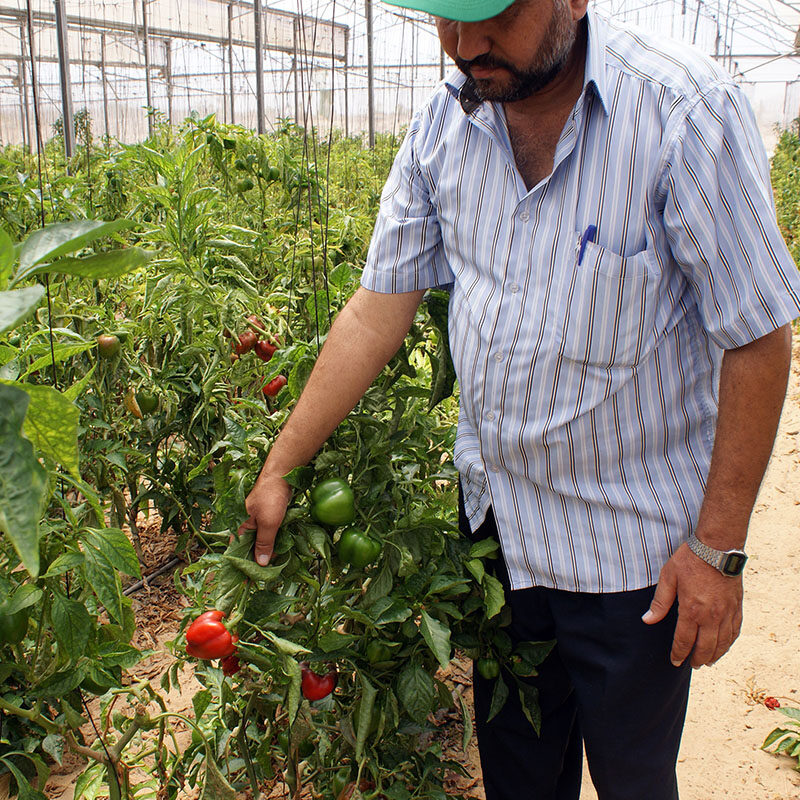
[771,125,800,273]
[762,705,800,767]
[0,114,530,799]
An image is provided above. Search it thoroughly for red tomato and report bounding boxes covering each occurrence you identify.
[221,654,241,676]
[300,663,338,701]
[246,314,266,335]
[253,339,277,362]
[262,375,287,397]
[185,610,236,660]
[234,329,257,355]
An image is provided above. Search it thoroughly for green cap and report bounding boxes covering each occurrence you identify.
[382,0,515,22]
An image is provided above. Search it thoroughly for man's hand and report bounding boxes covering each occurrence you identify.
[237,473,292,565]
[642,543,743,668]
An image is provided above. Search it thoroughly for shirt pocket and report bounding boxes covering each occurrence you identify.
[556,236,661,369]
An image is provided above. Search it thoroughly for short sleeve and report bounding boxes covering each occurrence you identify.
[361,113,455,294]
[662,82,800,348]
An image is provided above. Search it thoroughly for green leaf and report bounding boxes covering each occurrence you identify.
[0,227,15,286]
[15,220,135,277]
[363,562,393,606]
[51,592,92,658]
[0,383,47,576]
[779,707,800,723]
[282,465,314,491]
[482,573,506,619]
[419,610,452,670]
[200,753,236,800]
[464,558,485,583]
[288,354,314,398]
[518,682,542,735]
[283,655,302,724]
[355,671,378,764]
[1,584,42,615]
[193,689,212,721]
[20,341,96,380]
[514,640,556,675]
[41,733,65,765]
[97,641,143,669]
[72,761,105,800]
[486,676,509,723]
[762,728,791,748]
[0,285,45,334]
[265,631,311,656]
[83,528,141,577]
[371,598,412,627]
[12,247,150,286]
[41,550,85,578]
[469,539,501,560]
[222,554,286,583]
[0,756,48,800]
[396,664,435,724]
[1,381,80,477]
[244,589,295,623]
[63,364,96,402]
[81,530,136,623]
[318,630,357,652]
[457,692,473,752]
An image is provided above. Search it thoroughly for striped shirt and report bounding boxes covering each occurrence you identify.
[361,10,800,592]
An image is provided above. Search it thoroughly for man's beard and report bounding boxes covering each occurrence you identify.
[456,2,577,103]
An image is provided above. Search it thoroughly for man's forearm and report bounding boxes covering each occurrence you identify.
[259,286,425,481]
[695,324,793,549]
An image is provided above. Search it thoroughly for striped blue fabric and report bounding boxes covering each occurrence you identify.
[361,10,800,592]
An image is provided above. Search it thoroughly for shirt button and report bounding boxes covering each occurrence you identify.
[486,411,495,421]
[490,464,500,473]
[519,211,530,222]
[510,283,520,294]
[493,352,504,362]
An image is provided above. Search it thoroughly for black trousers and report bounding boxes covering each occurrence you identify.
[461,500,692,800]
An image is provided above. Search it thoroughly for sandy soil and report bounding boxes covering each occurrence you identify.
[34,339,800,800]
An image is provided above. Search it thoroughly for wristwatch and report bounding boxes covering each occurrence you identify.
[686,532,748,577]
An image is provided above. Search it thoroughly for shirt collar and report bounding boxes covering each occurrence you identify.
[443,7,610,118]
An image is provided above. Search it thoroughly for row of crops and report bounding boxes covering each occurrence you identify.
[0,115,556,800]
[3,114,800,799]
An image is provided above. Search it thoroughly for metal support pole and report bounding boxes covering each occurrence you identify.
[692,0,702,45]
[54,0,74,158]
[440,44,446,80]
[253,0,264,134]
[23,2,42,156]
[293,20,300,127]
[141,0,154,137]
[228,1,235,124]
[165,41,173,124]
[18,27,31,148]
[100,31,110,139]
[344,35,350,138]
[18,62,29,148]
[365,0,375,148]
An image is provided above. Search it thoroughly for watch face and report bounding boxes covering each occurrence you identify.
[722,552,747,576]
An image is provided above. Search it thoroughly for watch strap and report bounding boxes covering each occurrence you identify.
[687,533,747,576]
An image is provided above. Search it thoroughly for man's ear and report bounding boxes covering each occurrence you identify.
[570,0,590,22]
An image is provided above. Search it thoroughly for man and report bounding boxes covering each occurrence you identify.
[239,1,800,797]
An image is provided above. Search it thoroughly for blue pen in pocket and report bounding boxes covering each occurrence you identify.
[577,224,597,265]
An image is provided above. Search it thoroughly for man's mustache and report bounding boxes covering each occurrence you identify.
[456,54,516,74]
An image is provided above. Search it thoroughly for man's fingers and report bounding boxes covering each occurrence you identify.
[253,525,275,566]
[689,625,719,668]
[237,516,257,538]
[642,569,677,625]
[709,613,741,665]
[670,617,698,667]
